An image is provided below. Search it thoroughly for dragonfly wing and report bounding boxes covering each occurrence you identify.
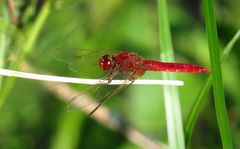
[67,85,98,112]
[67,69,122,111]
[88,78,135,116]
[53,48,121,78]
[53,48,119,63]
[88,64,142,115]
[66,53,143,115]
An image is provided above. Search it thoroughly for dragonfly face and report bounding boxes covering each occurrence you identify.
[98,54,112,71]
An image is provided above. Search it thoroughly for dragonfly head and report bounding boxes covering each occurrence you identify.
[99,54,112,71]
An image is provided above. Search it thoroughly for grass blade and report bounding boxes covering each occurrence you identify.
[50,111,85,149]
[0,0,52,108]
[157,0,185,148]
[202,0,233,148]
[185,29,240,148]
[0,2,9,92]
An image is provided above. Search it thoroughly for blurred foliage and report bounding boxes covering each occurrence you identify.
[0,0,239,149]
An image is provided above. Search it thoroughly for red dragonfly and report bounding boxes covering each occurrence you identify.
[55,49,209,115]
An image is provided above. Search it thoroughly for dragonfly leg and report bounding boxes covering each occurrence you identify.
[107,71,116,83]
[130,76,136,81]
[105,69,120,83]
[100,74,113,83]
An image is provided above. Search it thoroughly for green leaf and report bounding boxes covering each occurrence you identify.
[185,28,240,148]
[157,0,185,148]
[201,0,232,148]
[0,0,52,108]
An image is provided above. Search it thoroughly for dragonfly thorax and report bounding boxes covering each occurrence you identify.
[99,54,112,71]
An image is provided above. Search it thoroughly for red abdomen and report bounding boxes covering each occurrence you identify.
[144,60,209,73]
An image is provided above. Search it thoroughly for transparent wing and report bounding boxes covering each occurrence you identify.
[67,84,100,112]
[53,48,122,78]
[67,66,122,112]
[68,59,143,115]
[88,69,139,116]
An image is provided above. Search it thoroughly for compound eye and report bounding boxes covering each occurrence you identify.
[98,55,111,71]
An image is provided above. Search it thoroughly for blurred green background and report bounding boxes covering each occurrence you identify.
[0,0,239,148]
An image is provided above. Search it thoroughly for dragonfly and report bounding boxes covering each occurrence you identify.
[55,49,209,115]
